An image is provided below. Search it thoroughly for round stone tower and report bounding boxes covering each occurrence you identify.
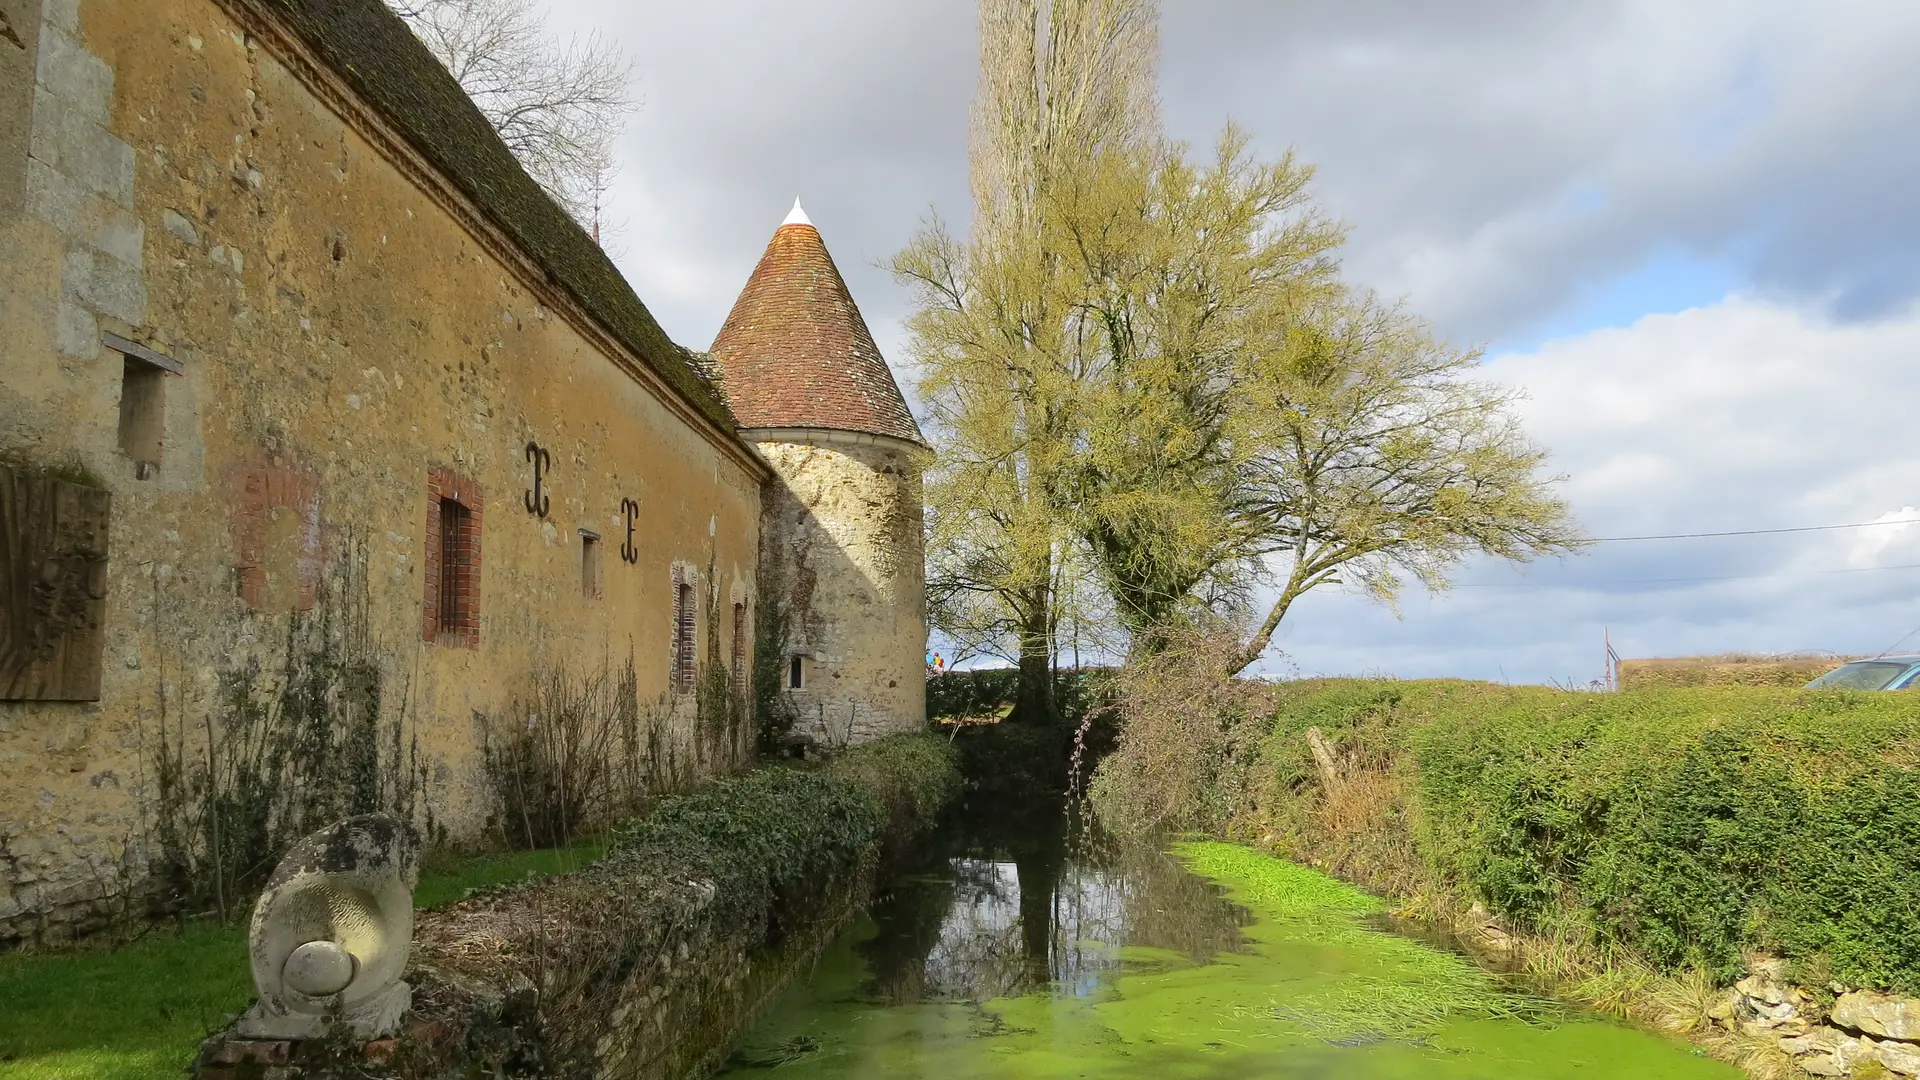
[711,201,930,745]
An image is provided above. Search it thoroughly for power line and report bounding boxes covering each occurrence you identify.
[1592,517,1920,542]
[1873,619,1920,659]
[1455,560,1920,590]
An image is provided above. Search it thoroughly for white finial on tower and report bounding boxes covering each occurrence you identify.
[782,198,812,227]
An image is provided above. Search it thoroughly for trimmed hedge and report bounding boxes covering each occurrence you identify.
[1615,653,1845,690]
[925,666,1111,725]
[926,667,1021,721]
[1256,682,1920,991]
[607,732,963,933]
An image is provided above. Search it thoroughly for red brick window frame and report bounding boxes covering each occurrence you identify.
[671,567,697,694]
[730,601,747,698]
[424,467,483,647]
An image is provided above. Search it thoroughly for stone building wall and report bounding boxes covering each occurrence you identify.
[0,0,764,945]
[755,433,926,744]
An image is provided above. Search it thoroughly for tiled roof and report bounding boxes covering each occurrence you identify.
[710,217,926,446]
[250,0,736,432]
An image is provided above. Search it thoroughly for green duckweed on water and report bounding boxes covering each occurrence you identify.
[720,839,1741,1079]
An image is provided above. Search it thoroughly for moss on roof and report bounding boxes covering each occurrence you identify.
[256,0,737,432]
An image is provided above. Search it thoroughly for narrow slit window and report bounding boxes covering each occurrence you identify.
[106,334,181,481]
[580,532,604,600]
[437,497,469,633]
[787,655,804,691]
[673,579,696,694]
[730,602,747,694]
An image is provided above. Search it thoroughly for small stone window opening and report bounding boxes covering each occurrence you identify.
[671,577,696,694]
[580,531,604,600]
[110,335,182,480]
[730,602,747,696]
[787,654,805,691]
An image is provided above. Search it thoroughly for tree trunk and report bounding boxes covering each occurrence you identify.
[1013,600,1056,726]
[1014,838,1064,988]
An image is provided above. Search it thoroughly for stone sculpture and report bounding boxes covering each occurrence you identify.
[235,814,421,1040]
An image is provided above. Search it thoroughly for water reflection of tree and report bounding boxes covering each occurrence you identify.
[860,869,959,1005]
[857,800,1250,1005]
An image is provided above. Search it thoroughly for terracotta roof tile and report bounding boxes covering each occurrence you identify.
[710,220,925,446]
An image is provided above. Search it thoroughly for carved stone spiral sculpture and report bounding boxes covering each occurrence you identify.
[235,814,421,1040]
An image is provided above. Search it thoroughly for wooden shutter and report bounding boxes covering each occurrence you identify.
[0,466,111,701]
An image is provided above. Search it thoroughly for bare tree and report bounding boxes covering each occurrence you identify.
[389,0,634,228]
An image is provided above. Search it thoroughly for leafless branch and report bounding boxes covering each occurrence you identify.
[389,0,636,230]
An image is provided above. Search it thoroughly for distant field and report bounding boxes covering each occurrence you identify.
[1616,652,1847,690]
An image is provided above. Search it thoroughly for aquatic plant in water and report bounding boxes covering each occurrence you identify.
[1173,841,1558,1043]
[718,837,1741,1079]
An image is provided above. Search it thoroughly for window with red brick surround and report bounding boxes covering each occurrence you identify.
[730,601,747,697]
[423,468,483,646]
[671,568,697,694]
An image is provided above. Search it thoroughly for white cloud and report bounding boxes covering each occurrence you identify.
[1161,0,1920,340]
[535,1,1920,354]
[1259,297,1920,683]
[1846,509,1920,571]
[1489,298,1920,540]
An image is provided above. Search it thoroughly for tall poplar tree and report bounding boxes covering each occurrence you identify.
[894,0,1160,724]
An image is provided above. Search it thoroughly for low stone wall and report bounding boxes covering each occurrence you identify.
[193,734,960,1080]
[1719,959,1920,1077]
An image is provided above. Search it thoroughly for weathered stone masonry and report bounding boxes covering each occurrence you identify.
[0,0,773,946]
[0,0,930,948]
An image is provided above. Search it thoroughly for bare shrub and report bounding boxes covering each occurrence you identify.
[148,535,427,924]
[1298,768,1427,901]
[483,656,668,850]
[1087,627,1275,835]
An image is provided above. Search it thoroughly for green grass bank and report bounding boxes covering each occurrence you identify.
[0,840,605,1080]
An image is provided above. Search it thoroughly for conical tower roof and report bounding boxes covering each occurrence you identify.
[711,202,925,446]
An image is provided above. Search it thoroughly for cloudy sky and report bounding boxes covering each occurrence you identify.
[543,0,1920,685]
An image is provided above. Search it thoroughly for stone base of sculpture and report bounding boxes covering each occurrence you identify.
[234,979,412,1040]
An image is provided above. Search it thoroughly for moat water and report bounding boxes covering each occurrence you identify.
[715,793,1740,1079]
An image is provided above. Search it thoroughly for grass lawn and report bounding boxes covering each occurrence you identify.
[0,838,604,1080]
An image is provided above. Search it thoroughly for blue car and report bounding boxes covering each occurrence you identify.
[1804,656,1920,690]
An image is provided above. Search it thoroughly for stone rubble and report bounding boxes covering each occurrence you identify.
[1715,958,1920,1077]
[1833,990,1920,1042]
